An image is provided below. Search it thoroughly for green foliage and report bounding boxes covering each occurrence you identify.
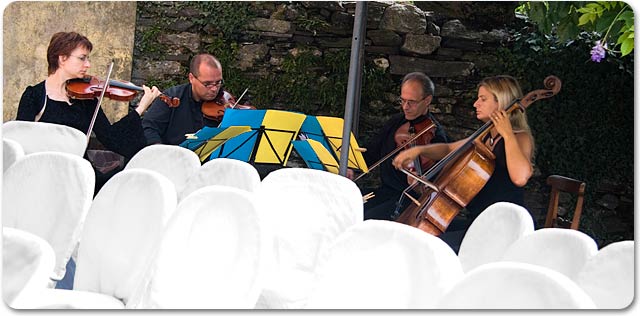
[490,26,634,244]
[296,16,331,35]
[136,25,165,57]
[517,1,634,57]
[175,1,254,40]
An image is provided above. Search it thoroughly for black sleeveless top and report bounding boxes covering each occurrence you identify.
[464,135,525,220]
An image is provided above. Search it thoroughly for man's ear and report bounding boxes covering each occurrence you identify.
[424,94,433,104]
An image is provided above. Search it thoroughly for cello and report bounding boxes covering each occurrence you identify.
[394,76,562,236]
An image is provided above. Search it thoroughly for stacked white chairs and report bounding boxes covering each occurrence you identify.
[3,138,25,172]
[457,202,535,272]
[575,240,634,309]
[10,168,177,308]
[2,152,94,287]
[435,262,596,309]
[255,168,364,309]
[2,120,87,156]
[305,220,464,309]
[501,228,599,281]
[128,186,265,308]
[124,144,200,195]
[178,158,261,201]
[3,227,56,308]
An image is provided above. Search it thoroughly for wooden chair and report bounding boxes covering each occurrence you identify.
[543,175,586,230]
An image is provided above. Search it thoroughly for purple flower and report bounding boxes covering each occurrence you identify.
[590,40,606,62]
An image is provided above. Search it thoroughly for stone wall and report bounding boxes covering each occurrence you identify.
[131,1,516,142]
[2,1,138,123]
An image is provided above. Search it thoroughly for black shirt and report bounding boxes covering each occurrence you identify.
[16,81,146,159]
[142,83,218,145]
[363,112,449,193]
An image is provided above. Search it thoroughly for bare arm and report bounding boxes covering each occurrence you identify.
[392,138,467,170]
[491,110,533,187]
[135,85,161,116]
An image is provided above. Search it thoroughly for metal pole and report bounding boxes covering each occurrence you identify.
[339,1,367,176]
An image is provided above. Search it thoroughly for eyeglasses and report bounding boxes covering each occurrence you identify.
[397,96,428,107]
[70,55,90,63]
[193,75,224,89]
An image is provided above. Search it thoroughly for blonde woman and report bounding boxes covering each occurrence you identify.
[392,75,534,252]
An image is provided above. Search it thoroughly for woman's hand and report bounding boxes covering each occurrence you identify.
[135,85,161,115]
[392,147,421,170]
[490,110,514,139]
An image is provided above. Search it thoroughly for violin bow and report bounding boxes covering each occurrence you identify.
[86,61,115,142]
[353,122,435,182]
[230,88,249,108]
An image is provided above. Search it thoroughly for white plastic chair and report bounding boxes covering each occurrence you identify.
[458,202,535,272]
[124,144,200,194]
[178,157,261,201]
[2,227,56,308]
[501,228,599,281]
[255,168,363,309]
[575,240,634,309]
[128,185,265,309]
[2,152,94,285]
[2,120,87,156]
[305,220,464,309]
[73,168,177,306]
[435,262,596,309]
[3,138,25,172]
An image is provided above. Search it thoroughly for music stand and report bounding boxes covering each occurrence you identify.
[179,126,252,163]
[292,139,340,174]
[208,108,307,165]
[299,115,368,173]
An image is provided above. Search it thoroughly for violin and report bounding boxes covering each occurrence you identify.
[394,117,437,184]
[202,88,255,124]
[66,75,180,107]
[395,76,562,236]
[353,119,436,182]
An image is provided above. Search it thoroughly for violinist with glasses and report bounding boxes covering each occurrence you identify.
[360,72,449,221]
[16,31,161,189]
[142,53,229,146]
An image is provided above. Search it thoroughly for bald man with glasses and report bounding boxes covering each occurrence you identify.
[361,72,449,221]
[142,53,227,145]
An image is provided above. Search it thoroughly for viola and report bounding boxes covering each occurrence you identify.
[202,88,255,124]
[353,119,437,182]
[393,117,437,183]
[66,75,180,107]
[395,76,562,236]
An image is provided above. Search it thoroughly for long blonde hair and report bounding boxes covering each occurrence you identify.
[478,75,535,152]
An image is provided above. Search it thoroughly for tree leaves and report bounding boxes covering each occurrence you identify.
[520,1,633,58]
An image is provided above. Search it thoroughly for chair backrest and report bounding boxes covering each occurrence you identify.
[2,152,95,282]
[178,157,261,201]
[575,240,634,309]
[255,168,363,309]
[3,138,25,172]
[435,262,596,309]
[125,144,201,194]
[2,227,56,307]
[501,228,598,281]
[544,175,586,229]
[2,120,87,156]
[128,185,265,309]
[458,202,535,273]
[305,220,463,309]
[73,169,177,305]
